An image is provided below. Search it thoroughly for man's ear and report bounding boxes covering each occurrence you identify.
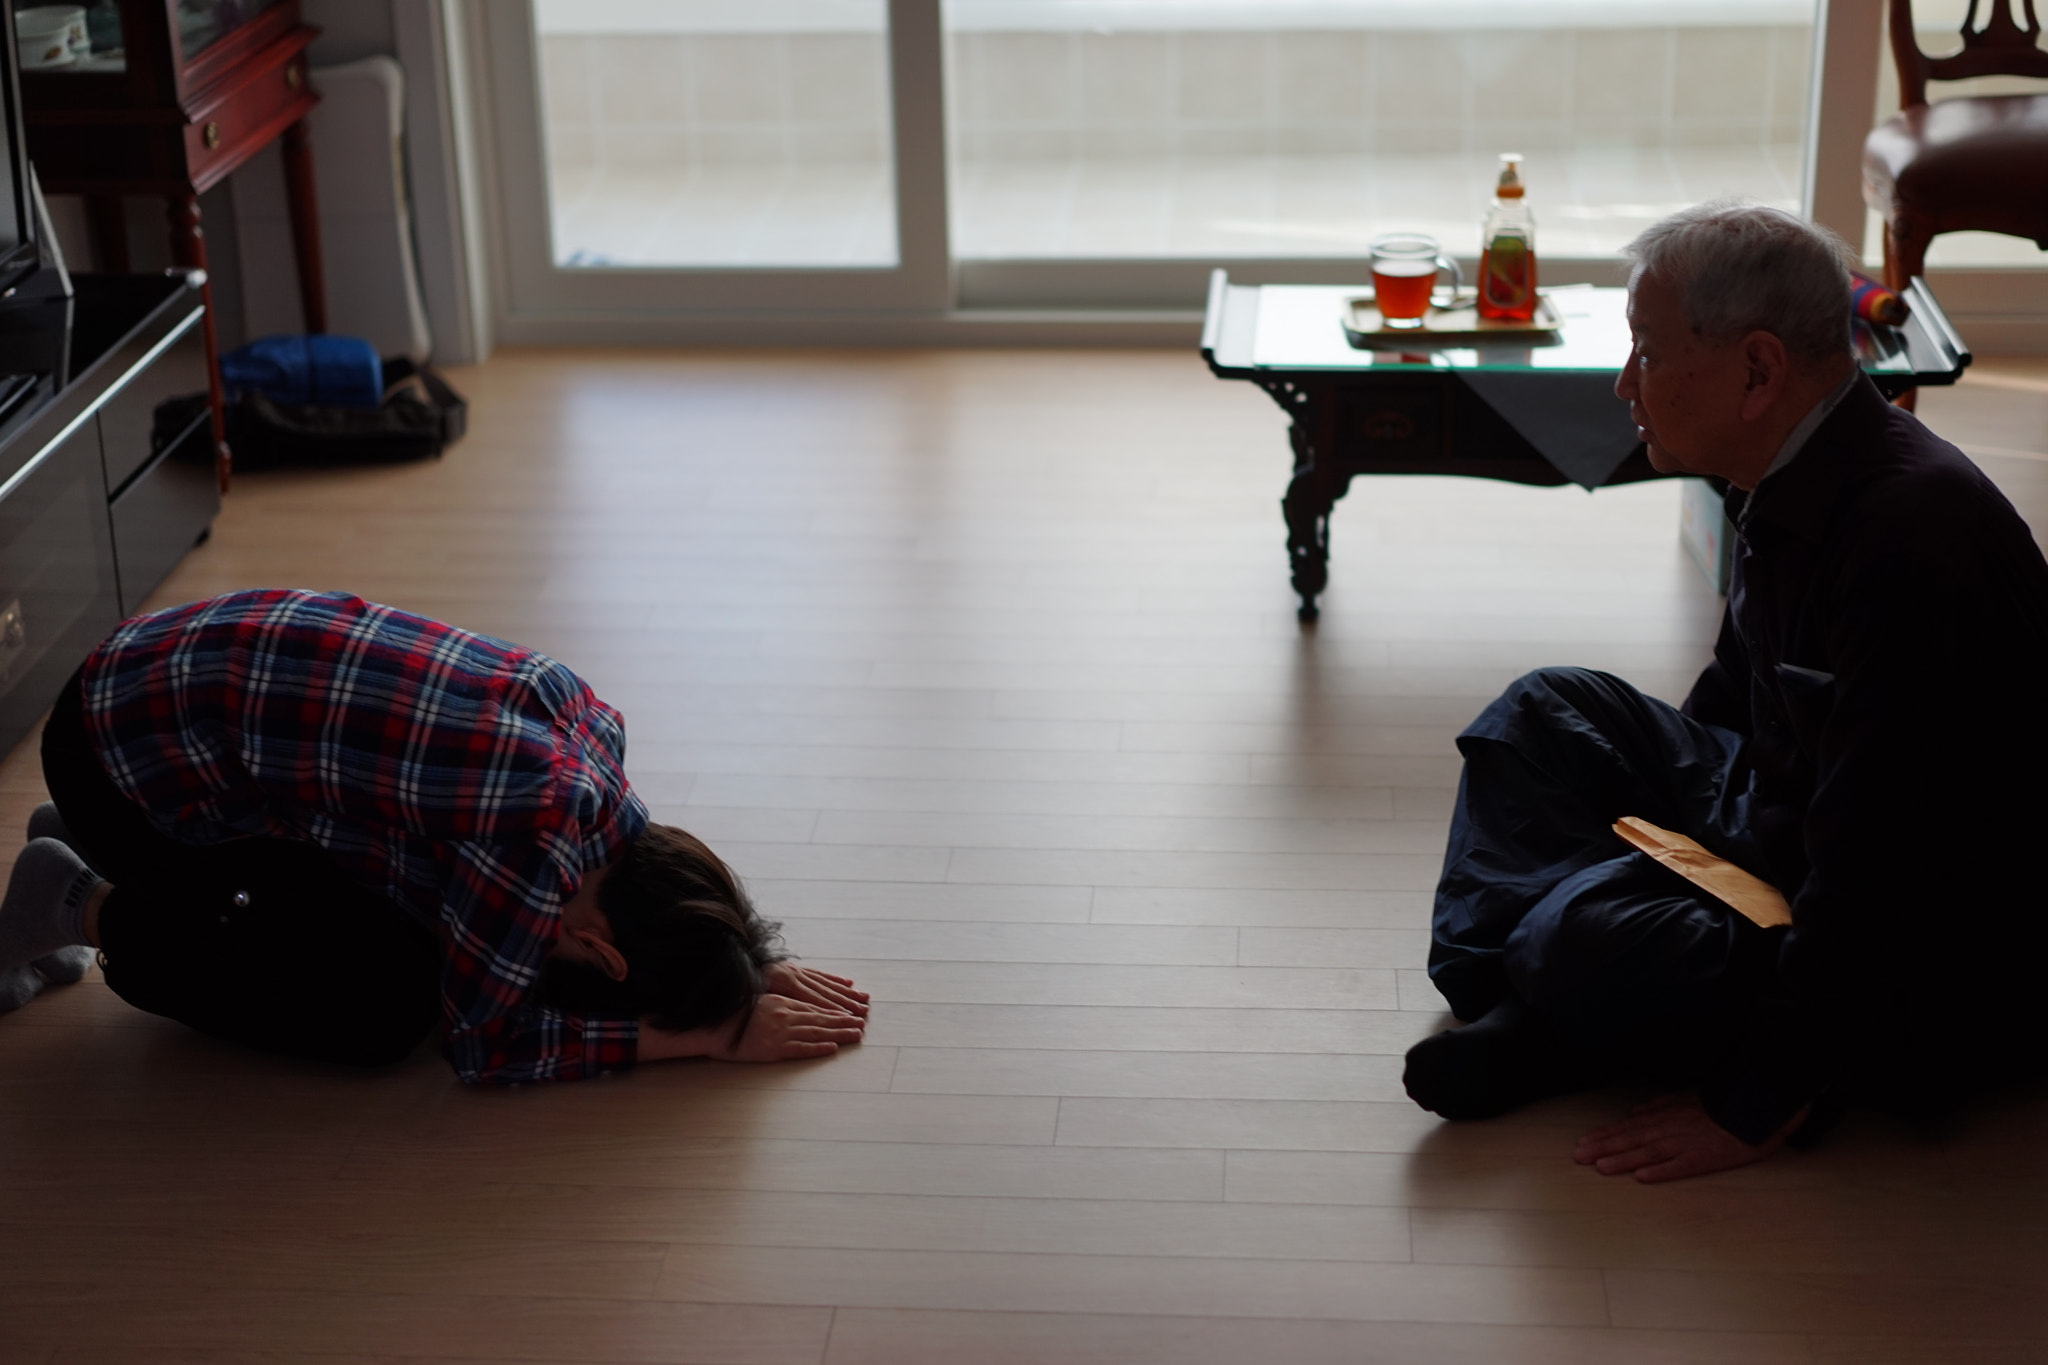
[570,929,630,982]
[1739,330,1789,420]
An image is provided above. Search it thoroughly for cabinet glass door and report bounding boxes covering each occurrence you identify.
[176,0,284,60]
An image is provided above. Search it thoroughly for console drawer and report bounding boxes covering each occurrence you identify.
[184,41,318,190]
[0,419,121,740]
[110,416,219,615]
[97,305,207,495]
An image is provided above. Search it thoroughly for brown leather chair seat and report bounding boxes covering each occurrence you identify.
[1864,93,2048,247]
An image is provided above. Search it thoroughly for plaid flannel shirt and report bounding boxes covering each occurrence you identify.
[80,589,648,1084]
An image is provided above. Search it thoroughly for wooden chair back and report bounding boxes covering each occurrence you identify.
[1891,0,2048,106]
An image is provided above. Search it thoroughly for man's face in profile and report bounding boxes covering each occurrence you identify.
[1616,267,1751,481]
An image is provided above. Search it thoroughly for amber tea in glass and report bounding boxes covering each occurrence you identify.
[1369,235,1461,329]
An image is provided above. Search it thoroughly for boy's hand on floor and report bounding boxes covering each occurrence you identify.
[1573,1095,1804,1183]
[714,993,866,1063]
[763,961,870,1017]
[637,968,868,1065]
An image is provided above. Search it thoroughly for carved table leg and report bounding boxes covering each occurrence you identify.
[1282,416,1347,623]
[1252,378,1347,623]
[282,117,328,333]
[1283,470,1338,622]
[166,193,232,493]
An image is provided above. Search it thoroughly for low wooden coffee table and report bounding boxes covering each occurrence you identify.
[1201,271,1973,620]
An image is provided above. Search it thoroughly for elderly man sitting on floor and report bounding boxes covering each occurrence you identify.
[1403,200,2048,1181]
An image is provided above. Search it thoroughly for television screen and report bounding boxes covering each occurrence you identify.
[0,10,41,293]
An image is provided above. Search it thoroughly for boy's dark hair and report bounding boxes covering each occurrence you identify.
[539,823,784,1033]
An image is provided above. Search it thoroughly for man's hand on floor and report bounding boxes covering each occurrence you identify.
[763,961,869,1018]
[1573,1094,1805,1183]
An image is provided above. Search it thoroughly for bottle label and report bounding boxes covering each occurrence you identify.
[1479,235,1535,319]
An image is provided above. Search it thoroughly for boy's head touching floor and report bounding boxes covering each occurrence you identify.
[542,822,787,1036]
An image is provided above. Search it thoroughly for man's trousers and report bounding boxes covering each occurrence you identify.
[1431,667,1785,1082]
[42,671,441,1067]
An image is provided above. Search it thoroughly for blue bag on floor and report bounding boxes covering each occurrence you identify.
[221,334,383,410]
[221,356,467,472]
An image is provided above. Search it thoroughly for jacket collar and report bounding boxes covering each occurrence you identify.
[1735,373,1893,544]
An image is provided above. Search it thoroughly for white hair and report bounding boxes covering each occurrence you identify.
[1623,199,1856,365]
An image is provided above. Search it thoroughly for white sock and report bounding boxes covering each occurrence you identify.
[0,838,100,972]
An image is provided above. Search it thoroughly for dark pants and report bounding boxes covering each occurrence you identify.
[1431,667,1785,1083]
[41,672,442,1067]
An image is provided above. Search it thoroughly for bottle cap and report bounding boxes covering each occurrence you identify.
[1496,154,1524,199]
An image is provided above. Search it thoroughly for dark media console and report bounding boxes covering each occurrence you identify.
[0,268,216,756]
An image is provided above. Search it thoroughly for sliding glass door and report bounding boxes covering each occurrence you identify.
[480,0,1993,328]
[535,0,898,269]
[944,0,1816,262]
[479,0,949,321]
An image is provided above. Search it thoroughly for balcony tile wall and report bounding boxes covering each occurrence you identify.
[541,32,893,177]
[540,26,1810,177]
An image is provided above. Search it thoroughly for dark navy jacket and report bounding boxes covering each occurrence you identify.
[1685,376,2048,1139]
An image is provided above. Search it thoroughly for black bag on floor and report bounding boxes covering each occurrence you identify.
[225,357,467,471]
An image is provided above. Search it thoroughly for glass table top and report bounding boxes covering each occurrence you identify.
[1242,283,1937,379]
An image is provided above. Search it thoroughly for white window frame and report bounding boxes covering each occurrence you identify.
[472,0,951,335]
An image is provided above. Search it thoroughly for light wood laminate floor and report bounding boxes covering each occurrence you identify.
[3,350,2045,1364]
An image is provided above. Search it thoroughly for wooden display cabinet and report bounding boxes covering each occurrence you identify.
[13,0,328,486]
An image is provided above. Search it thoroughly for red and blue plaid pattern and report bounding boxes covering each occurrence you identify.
[81,589,648,1084]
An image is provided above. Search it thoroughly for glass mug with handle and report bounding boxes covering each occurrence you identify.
[1369,234,1463,330]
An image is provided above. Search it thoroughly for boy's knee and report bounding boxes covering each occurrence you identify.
[350,1031,431,1068]
[307,1015,435,1068]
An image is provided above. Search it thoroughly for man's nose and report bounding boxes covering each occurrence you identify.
[1615,355,1638,402]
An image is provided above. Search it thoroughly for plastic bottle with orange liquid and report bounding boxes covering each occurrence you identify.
[1477,154,1538,323]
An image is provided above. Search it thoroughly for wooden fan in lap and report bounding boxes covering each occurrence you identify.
[1612,816,1793,929]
